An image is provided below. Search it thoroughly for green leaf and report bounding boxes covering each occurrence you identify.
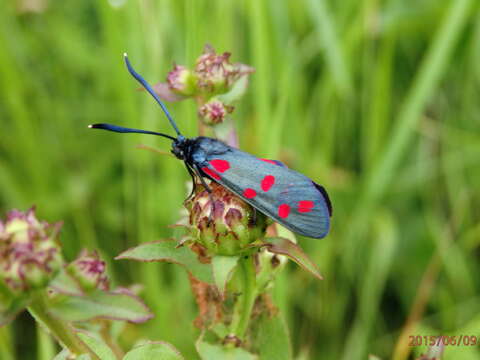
[0,296,30,327]
[252,313,292,360]
[123,341,184,360]
[49,269,83,296]
[211,256,239,295]
[49,289,153,323]
[274,225,297,244]
[196,340,257,360]
[76,332,116,360]
[217,76,249,104]
[262,238,323,279]
[306,0,352,95]
[116,240,214,284]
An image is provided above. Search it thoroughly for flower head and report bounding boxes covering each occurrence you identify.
[0,208,63,293]
[155,45,254,109]
[186,182,268,256]
[66,249,109,293]
[198,98,234,125]
[194,45,254,95]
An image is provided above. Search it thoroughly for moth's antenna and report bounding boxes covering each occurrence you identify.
[123,53,183,137]
[88,123,177,141]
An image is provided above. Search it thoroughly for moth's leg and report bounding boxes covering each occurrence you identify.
[251,207,257,225]
[192,164,215,223]
[192,164,213,193]
[184,163,197,203]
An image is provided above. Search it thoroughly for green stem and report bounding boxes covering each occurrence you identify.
[0,326,15,360]
[231,255,257,340]
[99,320,124,360]
[27,292,99,359]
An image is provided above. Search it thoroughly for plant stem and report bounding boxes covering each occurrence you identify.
[99,320,124,360]
[0,326,15,360]
[231,255,257,340]
[27,292,99,359]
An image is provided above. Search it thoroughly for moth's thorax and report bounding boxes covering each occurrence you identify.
[194,137,230,156]
[173,136,230,165]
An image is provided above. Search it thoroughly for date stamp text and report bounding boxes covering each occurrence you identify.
[409,335,479,347]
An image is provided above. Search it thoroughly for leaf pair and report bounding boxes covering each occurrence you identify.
[49,268,153,324]
[54,336,183,360]
[116,236,323,290]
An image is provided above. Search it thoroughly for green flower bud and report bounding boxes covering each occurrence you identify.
[167,64,197,96]
[198,98,234,126]
[0,208,63,293]
[66,249,109,293]
[186,182,268,256]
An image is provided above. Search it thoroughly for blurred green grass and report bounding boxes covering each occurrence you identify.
[1,0,480,359]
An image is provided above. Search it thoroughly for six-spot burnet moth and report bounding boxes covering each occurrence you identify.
[89,54,332,239]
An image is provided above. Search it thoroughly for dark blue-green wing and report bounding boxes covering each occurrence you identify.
[197,143,331,239]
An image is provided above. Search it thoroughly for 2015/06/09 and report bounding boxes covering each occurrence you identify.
[409,335,479,347]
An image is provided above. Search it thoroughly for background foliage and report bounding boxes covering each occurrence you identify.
[0,0,479,359]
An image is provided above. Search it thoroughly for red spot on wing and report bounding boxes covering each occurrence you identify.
[298,200,315,213]
[209,159,230,173]
[243,188,257,199]
[201,167,221,180]
[261,175,275,192]
[261,158,277,165]
[278,204,291,218]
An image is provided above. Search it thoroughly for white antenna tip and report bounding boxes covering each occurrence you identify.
[123,52,128,57]
[88,124,93,128]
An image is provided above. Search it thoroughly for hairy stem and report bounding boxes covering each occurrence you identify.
[27,292,99,359]
[99,320,124,360]
[231,255,257,340]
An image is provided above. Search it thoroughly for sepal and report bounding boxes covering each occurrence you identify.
[261,237,323,280]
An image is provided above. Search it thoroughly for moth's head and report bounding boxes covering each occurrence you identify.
[171,135,187,160]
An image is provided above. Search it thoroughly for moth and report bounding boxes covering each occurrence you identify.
[90,54,332,238]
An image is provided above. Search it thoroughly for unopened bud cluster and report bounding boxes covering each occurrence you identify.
[0,208,63,293]
[66,249,109,292]
[185,182,268,256]
[194,48,249,94]
[198,98,234,125]
[161,45,254,126]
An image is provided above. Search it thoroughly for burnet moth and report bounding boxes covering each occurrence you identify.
[90,54,332,239]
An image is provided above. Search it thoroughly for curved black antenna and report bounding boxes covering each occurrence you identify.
[88,123,177,141]
[123,53,183,137]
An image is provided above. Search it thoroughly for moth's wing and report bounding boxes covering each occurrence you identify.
[199,146,331,239]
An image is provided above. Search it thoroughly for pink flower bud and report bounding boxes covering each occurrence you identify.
[198,98,234,125]
[166,64,197,96]
[66,249,109,292]
[0,208,63,292]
